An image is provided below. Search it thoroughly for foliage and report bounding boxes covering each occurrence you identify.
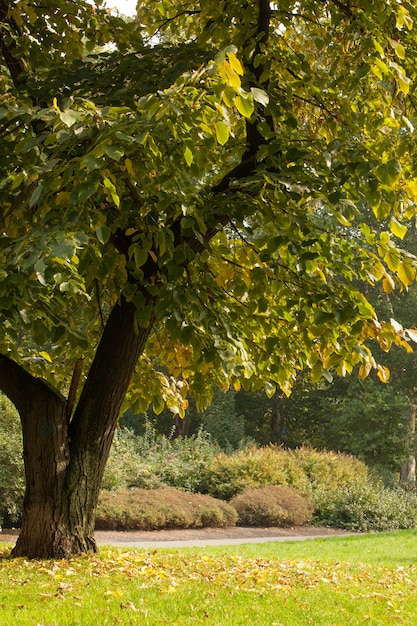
[4,534,417,624]
[2,0,417,410]
[103,424,220,493]
[199,387,245,451]
[230,486,314,527]
[312,482,417,532]
[292,447,370,491]
[200,445,366,500]
[0,394,24,526]
[95,488,237,530]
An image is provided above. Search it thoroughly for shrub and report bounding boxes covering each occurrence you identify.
[95,488,238,531]
[101,428,164,492]
[231,486,314,527]
[103,425,220,493]
[0,394,24,526]
[200,445,309,500]
[291,447,369,492]
[312,482,417,532]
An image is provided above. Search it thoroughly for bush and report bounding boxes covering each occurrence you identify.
[231,486,314,527]
[96,488,238,530]
[312,482,417,532]
[103,425,220,493]
[0,394,24,526]
[199,445,368,501]
[200,445,309,500]
[291,447,369,492]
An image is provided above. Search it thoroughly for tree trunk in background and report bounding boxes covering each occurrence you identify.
[3,296,153,559]
[400,404,416,484]
[270,392,286,445]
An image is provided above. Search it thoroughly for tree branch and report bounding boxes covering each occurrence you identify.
[0,0,27,88]
[0,354,65,414]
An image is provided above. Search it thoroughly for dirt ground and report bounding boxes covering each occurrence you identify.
[0,525,352,548]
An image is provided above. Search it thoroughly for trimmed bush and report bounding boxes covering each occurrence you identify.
[312,482,417,532]
[199,445,367,501]
[95,488,238,530]
[291,447,369,492]
[200,445,309,500]
[231,486,314,527]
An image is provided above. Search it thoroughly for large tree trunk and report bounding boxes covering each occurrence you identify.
[1,296,152,559]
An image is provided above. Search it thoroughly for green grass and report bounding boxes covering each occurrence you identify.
[2,531,417,625]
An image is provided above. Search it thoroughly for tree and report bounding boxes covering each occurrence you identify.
[1,0,417,558]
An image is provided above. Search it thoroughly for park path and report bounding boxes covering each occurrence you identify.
[94,526,353,548]
[0,526,354,549]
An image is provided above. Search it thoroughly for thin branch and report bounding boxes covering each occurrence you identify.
[95,279,105,329]
[65,358,84,423]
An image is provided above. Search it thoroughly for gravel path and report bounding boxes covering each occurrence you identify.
[1,526,354,549]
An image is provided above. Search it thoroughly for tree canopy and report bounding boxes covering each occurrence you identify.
[2,1,417,409]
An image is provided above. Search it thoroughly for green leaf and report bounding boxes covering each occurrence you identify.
[146,135,160,156]
[183,145,193,166]
[29,184,43,208]
[103,145,124,161]
[59,109,80,128]
[215,122,229,146]
[389,218,407,240]
[81,154,102,171]
[96,224,111,244]
[314,311,334,324]
[130,244,148,268]
[234,95,254,118]
[78,181,99,202]
[375,160,402,186]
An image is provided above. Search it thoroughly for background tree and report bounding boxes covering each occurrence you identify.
[1,0,417,558]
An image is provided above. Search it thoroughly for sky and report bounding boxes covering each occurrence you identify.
[103,0,137,16]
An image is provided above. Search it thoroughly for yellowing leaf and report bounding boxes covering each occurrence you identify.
[39,351,52,363]
[234,95,254,118]
[359,361,372,379]
[264,381,276,398]
[226,52,244,75]
[389,218,407,240]
[406,328,417,343]
[397,73,411,95]
[382,275,395,293]
[397,261,416,287]
[377,364,390,383]
[124,158,135,176]
[218,60,241,90]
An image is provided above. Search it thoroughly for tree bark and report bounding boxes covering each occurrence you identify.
[400,404,416,485]
[2,295,153,559]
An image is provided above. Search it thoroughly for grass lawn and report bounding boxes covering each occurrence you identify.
[1,530,417,625]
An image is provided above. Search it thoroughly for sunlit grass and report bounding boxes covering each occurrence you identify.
[2,530,417,625]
